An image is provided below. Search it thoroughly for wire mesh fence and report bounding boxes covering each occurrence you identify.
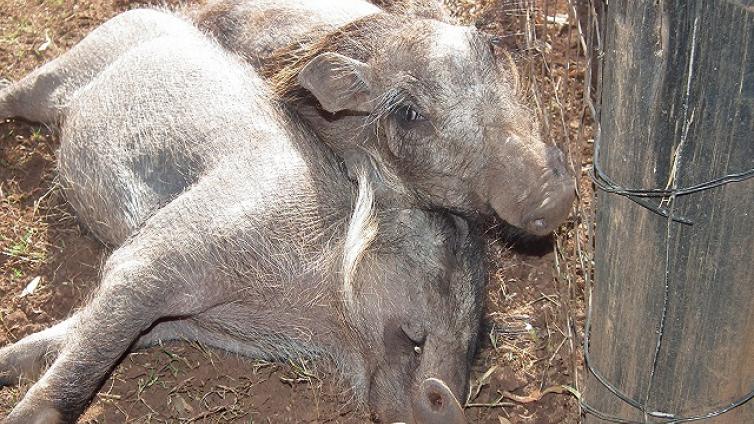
[556,1,753,423]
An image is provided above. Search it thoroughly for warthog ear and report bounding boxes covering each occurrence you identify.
[298,52,372,114]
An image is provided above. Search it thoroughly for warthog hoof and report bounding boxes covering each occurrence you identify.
[4,403,62,424]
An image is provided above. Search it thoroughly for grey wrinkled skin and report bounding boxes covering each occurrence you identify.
[194,0,576,236]
[0,10,484,424]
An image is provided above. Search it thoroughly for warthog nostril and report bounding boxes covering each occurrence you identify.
[412,378,466,424]
[427,390,445,410]
[531,219,546,232]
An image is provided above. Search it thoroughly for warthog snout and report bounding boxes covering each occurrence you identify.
[378,378,466,424]
[521,146,576,236]
[411,378,467,424]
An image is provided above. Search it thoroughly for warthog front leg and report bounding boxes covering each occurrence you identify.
[2,270,215,422]
[2,182,236,423]
[0,320,71,387]
[0,316,211,389]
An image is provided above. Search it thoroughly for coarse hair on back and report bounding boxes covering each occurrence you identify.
[369,0,454,22]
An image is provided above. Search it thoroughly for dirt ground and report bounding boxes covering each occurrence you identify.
[0,0,591,422]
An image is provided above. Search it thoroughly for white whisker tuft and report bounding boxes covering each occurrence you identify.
[342,166,378,305]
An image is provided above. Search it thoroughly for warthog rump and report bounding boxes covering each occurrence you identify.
[0,9,484,424]
[196,0,577,235]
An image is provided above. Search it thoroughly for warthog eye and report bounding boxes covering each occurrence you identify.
[401,322,426,354]
[396,104,426,123]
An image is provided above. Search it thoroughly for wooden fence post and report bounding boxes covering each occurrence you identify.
[585,1,754,423]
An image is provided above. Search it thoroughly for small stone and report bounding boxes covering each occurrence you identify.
[494,366,527,392]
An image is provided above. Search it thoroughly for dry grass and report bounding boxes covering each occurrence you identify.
[450,0,596,421]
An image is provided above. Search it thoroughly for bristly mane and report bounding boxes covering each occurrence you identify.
[369,0,454,22]
[192,0,242,45]
[259,13,408,105]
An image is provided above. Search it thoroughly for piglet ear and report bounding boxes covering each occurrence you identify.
[298,52,373,114]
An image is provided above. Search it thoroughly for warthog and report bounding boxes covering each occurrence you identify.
[0,9,485,424]
[195,0,576,236]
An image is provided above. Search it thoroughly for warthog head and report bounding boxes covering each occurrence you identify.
[265,13,575,235]
[337,181,485,423]
[345,205,485,423]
